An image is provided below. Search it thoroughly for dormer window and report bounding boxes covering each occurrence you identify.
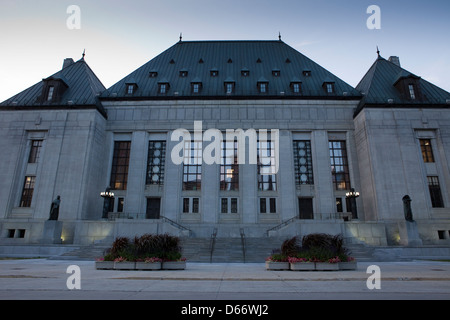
[41,77,68,103]
[179,70,188,77]
[257,81,269,93]
[47,86,55,101]
[127,84,134,94]
[272,70,280,77]
[290,82,302,94]
[149,71,158,78]
[126,83,138,95]
[409,84,416,100]
[191,79,202,94]
[158,81,170,94]
[224,80,235,94]
[210,69,219,77]
[323,82,335,94]
[303,70,311,77]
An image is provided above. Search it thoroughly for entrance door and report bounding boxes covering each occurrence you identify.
[298,198,314,219]
[146,198,161,219]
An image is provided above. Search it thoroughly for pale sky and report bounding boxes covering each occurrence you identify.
[1,0,450,102]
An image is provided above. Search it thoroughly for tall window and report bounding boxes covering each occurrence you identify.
[221,198,238,214]
[409,84,416,100]
[329,140,351,190]
[182,140,202,190]
[293,140,314,185]
[420,139,434,163]
[220,140,239,190]
[183,197,199,213]
[146,141,166,185]
[260,198,276,213]
[257,139,277,191]
[20,176,35,207]
[47,86,54,101]
[28,140,43,163]
[428,176,444,208]
[110,141,131,190]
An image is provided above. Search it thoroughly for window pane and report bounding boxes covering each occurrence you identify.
[221,198,228,213]
[329,140,351,190]
[28,140,43,163]
[146,141,166,185]
[192,198,199,213]
[110,141,131,190]
[420,139,434,163]
[231,198,238,213]
[20,176,35,207]
[260,198,266,213]
[293,140,314,185]
[428,176,444,208]
[183,198,190,213]
[269,198,276,213]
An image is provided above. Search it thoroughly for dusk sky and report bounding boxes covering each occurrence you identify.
[1,0,449,102]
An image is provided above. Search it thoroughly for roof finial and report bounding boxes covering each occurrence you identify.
[179,33,182,42]
[278,32,282,41]
[376,46,380,57]
[82,49,86,60]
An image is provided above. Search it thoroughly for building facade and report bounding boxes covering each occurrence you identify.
[1,40,449,247]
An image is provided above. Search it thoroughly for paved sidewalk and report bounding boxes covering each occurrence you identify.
[0,259,449,300]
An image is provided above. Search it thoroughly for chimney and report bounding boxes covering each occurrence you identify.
[62,58,75,69]
[388,56,401,67]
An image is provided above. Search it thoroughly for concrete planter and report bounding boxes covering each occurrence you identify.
[162,261,186,270]
[339,261,357,270]
[265,261,290,270]
[95,261,114,270]
[113,261,136,270]
[289,262,315,271]
[315,262,340,271]
[135,262,162,270]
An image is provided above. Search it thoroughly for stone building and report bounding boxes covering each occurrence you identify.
[1,40,449,250]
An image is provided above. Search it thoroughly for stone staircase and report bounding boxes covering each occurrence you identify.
[50,244,110,260]
[48,237,377,263]
[181,237,285,263]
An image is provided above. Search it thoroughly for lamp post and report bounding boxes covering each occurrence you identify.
[100,186,114,219]
[346,188,360,219]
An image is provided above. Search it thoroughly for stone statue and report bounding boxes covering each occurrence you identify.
[402,195,414,222]
[49,196,60,220]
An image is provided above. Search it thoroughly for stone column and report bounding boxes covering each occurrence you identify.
[124,131,147,216]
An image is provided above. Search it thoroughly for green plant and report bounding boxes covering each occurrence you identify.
[281,236,301,257]
[265,253,288,262]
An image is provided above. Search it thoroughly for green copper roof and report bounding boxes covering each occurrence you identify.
[1,57,106,114]
[356,56,450,113]
[102,40,361,100]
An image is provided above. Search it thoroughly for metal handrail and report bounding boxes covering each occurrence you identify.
[266,216,297,236]
[240,228,246,263]
[160,216,192,235]
[210,228,217,263]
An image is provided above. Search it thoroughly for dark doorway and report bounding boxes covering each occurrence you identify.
[146,197,161,219]
[298,197,314,219]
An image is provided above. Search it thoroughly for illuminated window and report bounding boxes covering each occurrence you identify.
[220,140,239,190]
[110,141,131,190]
[420,139,434,163]
[20,176,35,207]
